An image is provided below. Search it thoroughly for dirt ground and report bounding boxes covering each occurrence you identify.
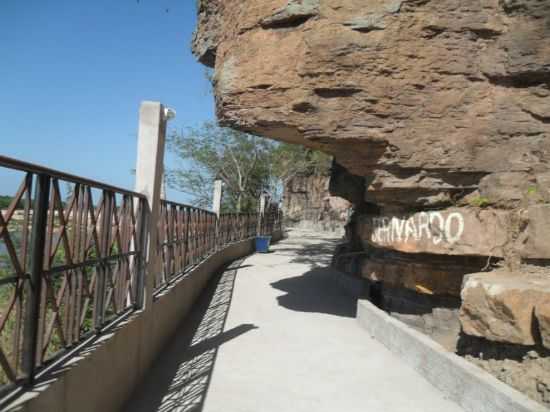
[465,350,550,407]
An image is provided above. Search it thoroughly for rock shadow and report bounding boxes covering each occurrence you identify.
[271,267,356,318]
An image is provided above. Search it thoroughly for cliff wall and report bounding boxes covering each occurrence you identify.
[193,0,550,404]
[282,173,351,232]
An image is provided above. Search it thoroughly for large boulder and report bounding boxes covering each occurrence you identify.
[460,269,550,346]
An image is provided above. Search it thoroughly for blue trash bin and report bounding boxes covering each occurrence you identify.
[255,236,271,253]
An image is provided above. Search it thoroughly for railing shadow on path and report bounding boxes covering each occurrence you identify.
[123,258,256,412]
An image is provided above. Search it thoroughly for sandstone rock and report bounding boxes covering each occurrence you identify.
[357,207,509,257]
[261,0,319,29]
[283,173,351,231]
[193,0,550,199]
[518,205,550,260]
[193,0,550,349]
[535,302,550,350]
[192,0,221,67]
[361,253,481,297]
[460,269,550,346]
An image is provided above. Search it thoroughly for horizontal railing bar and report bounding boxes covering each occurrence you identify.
[0,155,146,198]
[43,252,140,275]
[160,199,215,214]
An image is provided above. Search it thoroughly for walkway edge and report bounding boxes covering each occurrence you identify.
[356,299,549,412]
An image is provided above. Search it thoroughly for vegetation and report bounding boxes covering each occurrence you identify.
[167,122,330,212]
[0,195,21,209]
[469,195,491,208]
[527,186,538,196]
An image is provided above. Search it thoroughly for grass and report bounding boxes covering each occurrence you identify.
[469,195,491,208]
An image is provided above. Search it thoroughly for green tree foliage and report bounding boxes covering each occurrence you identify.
[167,122,274,212]
[0,196,20,209]
[167,122,330,213]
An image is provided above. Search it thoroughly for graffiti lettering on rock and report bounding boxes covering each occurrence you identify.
[371,212,465,245]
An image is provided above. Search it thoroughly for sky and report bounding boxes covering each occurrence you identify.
[0,0,215,203]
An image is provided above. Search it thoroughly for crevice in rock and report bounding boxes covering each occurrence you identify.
[486,72,550,89]
[314,87,361,98]
[522,108,550,124]
[249,84,272,90]
[467,28,502,40]
[261,14,315,29]
[292,101,318,113]
[421,25,446,39]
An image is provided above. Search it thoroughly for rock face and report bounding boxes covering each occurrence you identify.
[460,269,550,346]
[282,173,351,232]
[536,302,550,350]
[193,0,550,349]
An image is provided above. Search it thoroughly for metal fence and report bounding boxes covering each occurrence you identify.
[0,156,148,389]
[155,202,281,291]
[0,155,282,390]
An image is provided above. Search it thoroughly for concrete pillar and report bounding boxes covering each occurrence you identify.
[257,192,268,235]
[134,101,171,310]
[259,193,268,216]
[212,180,223,218]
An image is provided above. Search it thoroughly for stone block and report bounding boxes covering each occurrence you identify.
[460,269,550,346]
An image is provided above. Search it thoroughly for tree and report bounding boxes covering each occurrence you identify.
[269,143,331,187]
[167,122,274,212]
[167,122,331,213]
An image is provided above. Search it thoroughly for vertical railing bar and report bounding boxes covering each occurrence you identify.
[94,191,112,331]
[21,173,51,384]
[12,173,33,377]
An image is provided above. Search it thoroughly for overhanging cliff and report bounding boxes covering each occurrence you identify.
[193,0,550,404]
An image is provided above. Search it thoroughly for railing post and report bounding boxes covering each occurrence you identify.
[94,191,113,330]
[134,101,173,310]
[212,180,222,250]
[135,197,148,308]
[21,173,50,384]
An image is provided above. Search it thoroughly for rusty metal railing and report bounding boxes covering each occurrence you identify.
[156,208,269,292]
[0,155,148,389]
[0,155,283,392]
[156,201,218,290]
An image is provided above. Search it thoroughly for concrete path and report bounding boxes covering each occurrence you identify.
[124,231,464,412]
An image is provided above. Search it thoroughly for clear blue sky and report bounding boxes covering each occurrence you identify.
[0,0,214,203]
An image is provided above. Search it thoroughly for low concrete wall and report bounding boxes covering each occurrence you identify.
[356,299,548,412]
[6,232,281,412]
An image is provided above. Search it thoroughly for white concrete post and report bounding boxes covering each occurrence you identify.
[134,101,170,310]
[257,192,268,235]
[212,180,223,218]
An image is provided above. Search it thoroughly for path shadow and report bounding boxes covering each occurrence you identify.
[124,259,256,412]
[271,267,356,318]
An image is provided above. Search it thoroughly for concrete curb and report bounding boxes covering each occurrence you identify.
[357,299,549,412]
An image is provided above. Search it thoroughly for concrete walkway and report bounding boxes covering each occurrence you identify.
[124,231,464,412]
